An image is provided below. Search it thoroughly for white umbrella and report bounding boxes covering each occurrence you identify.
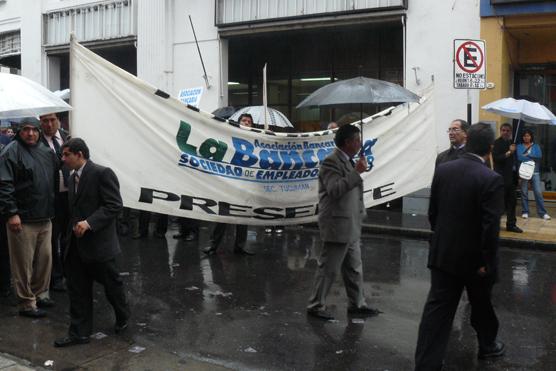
[482,97,556,124]
[230,106,293,128]
[0,73,72,119]
[482,97,556,143]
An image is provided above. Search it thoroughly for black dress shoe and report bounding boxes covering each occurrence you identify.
[114,321,128,334]
[478,341,505,359]
[37,298,56,308]
[184,231,198,241]
[132,232,147,239]
[50,280,66,292]
[307,309,334,320]
[234,247,255,255]
[347,306,382,317]
[153,231,166,238]
[203,245,218,255]
[54,336,90,348]
[506,225,523,233]
[19,308,47,318]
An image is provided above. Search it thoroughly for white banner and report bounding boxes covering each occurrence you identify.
[70,39,436,225]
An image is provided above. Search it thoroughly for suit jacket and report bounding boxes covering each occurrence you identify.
[67,161,123,263]
[435,146,466,167]
[428,153,504,278]
[40,129,70,191]
[492,137,515,185]
[318,148,366,244]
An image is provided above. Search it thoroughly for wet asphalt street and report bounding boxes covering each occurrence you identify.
[0,223,555,370]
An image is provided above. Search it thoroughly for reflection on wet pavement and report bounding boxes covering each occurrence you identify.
[0,224,554,370]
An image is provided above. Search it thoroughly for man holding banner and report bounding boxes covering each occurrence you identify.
[205,113,256,256]
[306,124,380,320]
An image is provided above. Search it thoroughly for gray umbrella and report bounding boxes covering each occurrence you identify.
[296,76,420,108]
[297,76,420,168]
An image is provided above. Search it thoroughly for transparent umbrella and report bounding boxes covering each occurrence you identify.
[296,76,420,155]
[0,73,72,119]
[230,106,293,128]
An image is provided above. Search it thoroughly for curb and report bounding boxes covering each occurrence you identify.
[360,223,556,252]
[0,352,41,370]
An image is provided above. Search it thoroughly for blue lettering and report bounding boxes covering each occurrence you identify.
[279,151,303,170]
[316,148,334,163]
[362,138,378,156]
[231,137,258,167]
[302,150,318,168]
[259,150,282,169]
[179,153,189,164]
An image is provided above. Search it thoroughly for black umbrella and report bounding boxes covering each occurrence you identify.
[211,106,237,120]
[296,76,420,141]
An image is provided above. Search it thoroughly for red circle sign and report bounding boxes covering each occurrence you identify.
[456,41,484,73]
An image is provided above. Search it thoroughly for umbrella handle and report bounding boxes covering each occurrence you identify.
[514,119,521,144]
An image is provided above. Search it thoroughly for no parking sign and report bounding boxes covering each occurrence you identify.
[453,39,486,89]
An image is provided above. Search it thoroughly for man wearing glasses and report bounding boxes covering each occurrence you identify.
[436,119,469,166]
[0,117,58,318]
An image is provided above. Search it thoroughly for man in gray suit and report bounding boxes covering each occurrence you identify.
[307,124,380,320]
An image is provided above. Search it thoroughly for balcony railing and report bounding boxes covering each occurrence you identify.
[44,0,137,46]
[216,0,407,26]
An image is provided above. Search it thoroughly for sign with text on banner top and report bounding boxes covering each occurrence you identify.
[453,39,486,89]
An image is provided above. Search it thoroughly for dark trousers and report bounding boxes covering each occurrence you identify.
[504,182,517,228]
[66,244,129,338]
[51,192,69,285]
[212,223,247,250]
[414,268,499,371]
[0,217,10,291]
[138,211,168,235]
[177,217,199,235]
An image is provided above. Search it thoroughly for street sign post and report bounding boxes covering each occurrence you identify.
[453,39,486,124]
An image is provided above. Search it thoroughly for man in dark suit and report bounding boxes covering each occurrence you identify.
[435,119,469,166]
[40,113,70,291]
[492,123,522,233]
[306,124,379,320]
[54,138,129,347]
[415,123,506,370]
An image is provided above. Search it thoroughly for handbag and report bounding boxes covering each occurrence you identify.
[519,160,535,180]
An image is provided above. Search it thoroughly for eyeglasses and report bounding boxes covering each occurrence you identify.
[447,128,461,133]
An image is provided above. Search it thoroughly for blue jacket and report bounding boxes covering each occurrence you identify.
[517,143,542,173]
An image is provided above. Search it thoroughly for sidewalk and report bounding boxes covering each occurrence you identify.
[362,203,556,251]
[0,353,38,371]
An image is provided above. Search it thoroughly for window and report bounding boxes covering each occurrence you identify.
[228,22,403,132]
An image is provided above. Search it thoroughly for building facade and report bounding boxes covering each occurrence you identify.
[1,0,487,212]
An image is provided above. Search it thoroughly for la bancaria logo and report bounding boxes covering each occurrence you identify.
[174,120,377,181]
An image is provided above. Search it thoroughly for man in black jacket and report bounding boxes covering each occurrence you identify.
[492,123,522,233]
[435,119,469,166]
[415,123,506,370]
[54,138,129,347]
[40,113,71,290]
[0,117,57,318]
